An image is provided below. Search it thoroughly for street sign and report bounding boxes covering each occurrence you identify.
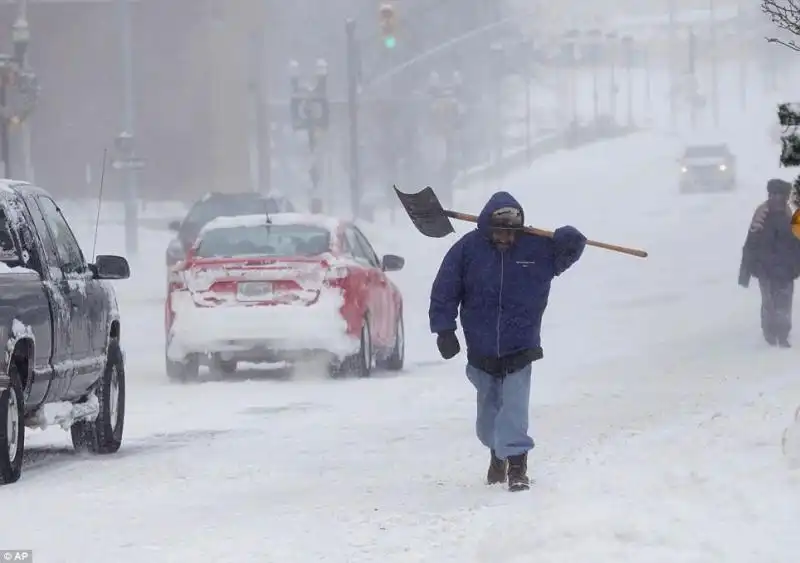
[298,98,325,121]
[112,157,146,171]
[290,92,330,131]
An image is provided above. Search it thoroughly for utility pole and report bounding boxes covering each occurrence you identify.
[737,0,746,110]
[114,0,142,256]
[345,18,361,220]
[0,63,9,179]
[668,0,676,128]
[689,28,698,129]
[709,0,719,127]
[246,30,262,194]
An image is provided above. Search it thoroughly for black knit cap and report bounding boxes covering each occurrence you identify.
[767,178,792,196]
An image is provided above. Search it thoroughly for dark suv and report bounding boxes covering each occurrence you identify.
[678,143,737,193]
[165,192,296,268]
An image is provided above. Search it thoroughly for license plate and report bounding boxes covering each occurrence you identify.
[237,281,273,300]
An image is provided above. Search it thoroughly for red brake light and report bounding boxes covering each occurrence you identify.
[208,280,237,293]
[324,266,348,287]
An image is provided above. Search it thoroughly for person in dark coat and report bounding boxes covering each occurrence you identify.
[739,178,800,347]
[429,191,586,491]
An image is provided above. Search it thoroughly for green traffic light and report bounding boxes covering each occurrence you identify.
[384,35,396,49]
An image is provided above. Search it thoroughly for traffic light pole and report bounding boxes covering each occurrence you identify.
[345,19,361,220]
[366,15,515,89]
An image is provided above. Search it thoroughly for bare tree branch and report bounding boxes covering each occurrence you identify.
[766,36,800,51]
[763,0,800,47]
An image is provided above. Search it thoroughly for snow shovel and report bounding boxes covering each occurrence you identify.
[393,185,648,258]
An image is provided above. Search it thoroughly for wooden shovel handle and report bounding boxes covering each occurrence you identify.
[444,210,648,258]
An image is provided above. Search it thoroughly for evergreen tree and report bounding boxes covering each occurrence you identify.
[764,3,800,224]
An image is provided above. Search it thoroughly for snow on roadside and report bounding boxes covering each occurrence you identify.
[473,372,800,563]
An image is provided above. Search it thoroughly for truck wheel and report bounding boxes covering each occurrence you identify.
[0,364,24,484]
[71,340,125,454]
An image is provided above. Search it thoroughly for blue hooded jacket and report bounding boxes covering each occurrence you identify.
[429,191,585,359]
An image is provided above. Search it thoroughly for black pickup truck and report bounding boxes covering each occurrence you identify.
[0,182,130,485]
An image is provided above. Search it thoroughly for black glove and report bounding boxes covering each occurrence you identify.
[436,331,460,360]
[553,225,587,275]
[738,263,750,288]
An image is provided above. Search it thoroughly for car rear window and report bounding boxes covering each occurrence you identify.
[195,225,331,258]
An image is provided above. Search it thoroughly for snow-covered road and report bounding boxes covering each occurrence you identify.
[3,131,800,562]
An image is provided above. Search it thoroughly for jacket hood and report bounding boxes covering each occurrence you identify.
[477,191,524,235]
[767,178,792,196]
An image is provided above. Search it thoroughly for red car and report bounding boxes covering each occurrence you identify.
[164,212,405,381]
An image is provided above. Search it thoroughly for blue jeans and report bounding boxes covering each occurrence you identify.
[465,363,535,459]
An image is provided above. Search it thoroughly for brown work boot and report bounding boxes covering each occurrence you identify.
[486,450,507,485]
[507,453,530,491]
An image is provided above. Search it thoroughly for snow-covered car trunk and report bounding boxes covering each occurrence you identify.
[166,255,359,363]
[184,256,333,307]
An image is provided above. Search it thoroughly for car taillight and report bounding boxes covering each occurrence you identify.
[208,280,237,293]
[168,269,186,292]
[324,266,348,287]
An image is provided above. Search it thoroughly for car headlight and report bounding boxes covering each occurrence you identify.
[681,166,687,173]
[718,164,727,171]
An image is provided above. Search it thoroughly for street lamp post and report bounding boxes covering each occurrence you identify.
[521,39,532,164]
[489,42,504,163]
[586,30,602,121]
[0,6,38,180]
[428,69,462,208]
[562,30,580,124]
[11,12,33,182]
[114,0,141,256]
[621,35,634,127]
[605,32,618,119]
[289,58,330,213]
[0,57,12,178]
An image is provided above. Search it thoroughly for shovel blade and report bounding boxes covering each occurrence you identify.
[393,185,455,238]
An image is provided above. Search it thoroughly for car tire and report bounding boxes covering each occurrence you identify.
[380,311,405,372]
[329,315,372,379]
[354,316,373,378]
[165,339,199,383]
[212,356,237,376]
[71,339,125,455]
[0,363,24,485]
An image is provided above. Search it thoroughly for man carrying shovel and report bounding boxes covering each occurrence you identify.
[428,191,587,491]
